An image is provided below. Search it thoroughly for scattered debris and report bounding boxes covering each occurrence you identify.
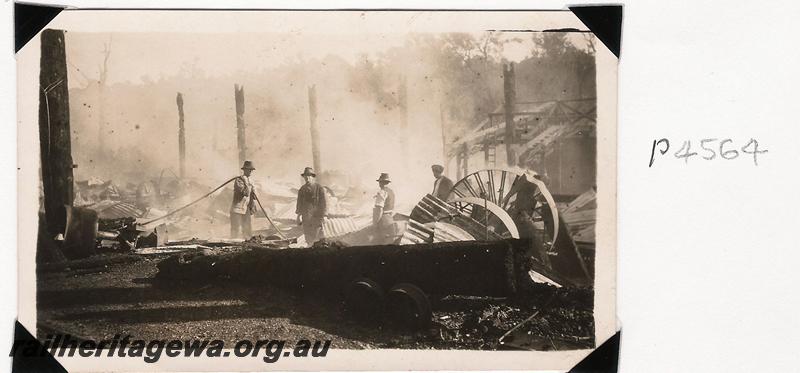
[134,244,212,255]
[562,188,596,244]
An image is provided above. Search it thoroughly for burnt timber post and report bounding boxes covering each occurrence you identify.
[308,85,322,175]
[439,102,448,175]
[459,143,469,179]
[455,153,462,181]
[176,92,186,178]
[503,63,517,167]
[96,41,110,154]
[234,84,246,166]
[38,29,74,235]
[398,77,409,171]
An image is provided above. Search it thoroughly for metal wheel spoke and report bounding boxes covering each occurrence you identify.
[497,170,507,206]
[487,170,497,203]
[444,169,559,252]
[463,178,479,198]
[452,187,466,198]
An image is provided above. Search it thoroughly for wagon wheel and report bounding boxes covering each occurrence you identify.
[446,169,559,252]
[387,283,432,330]
[344,278,385,322]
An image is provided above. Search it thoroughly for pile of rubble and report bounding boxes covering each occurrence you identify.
[58,174,374,259]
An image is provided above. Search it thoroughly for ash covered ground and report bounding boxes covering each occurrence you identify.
[37,252,594,351]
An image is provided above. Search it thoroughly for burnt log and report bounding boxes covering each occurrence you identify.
[61,206,98,259]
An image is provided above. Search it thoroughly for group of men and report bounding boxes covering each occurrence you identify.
[228,161,454,246]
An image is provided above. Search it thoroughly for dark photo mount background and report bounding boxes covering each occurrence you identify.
[13,4,621,372]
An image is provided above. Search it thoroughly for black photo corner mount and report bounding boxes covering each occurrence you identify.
[14,2,64,53]
[569,5,622,58]
[12,4,623,56]
[569,330,621,373]
[11,321,67,373]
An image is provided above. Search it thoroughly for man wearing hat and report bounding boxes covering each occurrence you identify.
[373,173,397,244]
[295,167,327,246]
[431,164,454,200]
[230,160,258,239]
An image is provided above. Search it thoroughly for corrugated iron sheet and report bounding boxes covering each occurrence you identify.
[409,194,503,241]
[88,200,144,220]
[322,216,361,238]
[400,219,476,245]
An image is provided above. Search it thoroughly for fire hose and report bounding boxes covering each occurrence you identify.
[253,194,288,240]
[139,177,287,239]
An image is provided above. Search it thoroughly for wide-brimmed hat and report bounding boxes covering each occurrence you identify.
[431,164,444,173]
[241,161,256,170]
[376,173,391,183]
[301,167,316,177]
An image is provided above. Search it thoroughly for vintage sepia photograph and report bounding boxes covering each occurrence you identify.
[18,10,617,371]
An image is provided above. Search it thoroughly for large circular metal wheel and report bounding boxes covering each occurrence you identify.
[387,283,432,330]
[449,197,520,239]
[446,168,559,252]
[344,278,385,322]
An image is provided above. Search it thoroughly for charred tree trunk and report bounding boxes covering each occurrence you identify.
[460,143,469,178]
[95,40,110,154]
[96,86,105,153]
[455,155,461,181]
[503,63,517,167]
[398,77,409,171]
[234,84,246,166]
[308,85,322,175]
[176,92,186,178]
[38,29,74,236]
[440,103,448,175]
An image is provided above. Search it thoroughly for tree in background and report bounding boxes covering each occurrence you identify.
[66,31,595,184]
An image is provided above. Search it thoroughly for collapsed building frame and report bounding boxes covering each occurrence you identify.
[449,63,597,199]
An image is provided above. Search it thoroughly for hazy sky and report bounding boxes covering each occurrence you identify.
[64,31,590,88]
[57,29,594,210]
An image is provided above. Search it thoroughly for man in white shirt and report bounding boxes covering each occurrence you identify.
[373,173,397,244]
